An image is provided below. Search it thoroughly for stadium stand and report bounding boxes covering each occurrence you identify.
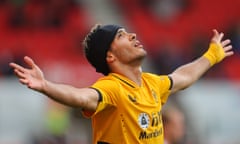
[0,0,240,81]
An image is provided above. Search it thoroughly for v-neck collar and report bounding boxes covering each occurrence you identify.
[110,73,143,88]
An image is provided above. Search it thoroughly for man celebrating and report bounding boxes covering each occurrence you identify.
[10,24,233,143]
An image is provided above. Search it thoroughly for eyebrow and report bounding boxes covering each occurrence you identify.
[116,28,125,34]
[115,29,126,38]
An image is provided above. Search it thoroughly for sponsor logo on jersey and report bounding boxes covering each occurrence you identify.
[138,111,163,140]
[139,128,163,140]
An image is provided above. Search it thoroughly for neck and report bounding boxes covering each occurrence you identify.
[111,65,143,86]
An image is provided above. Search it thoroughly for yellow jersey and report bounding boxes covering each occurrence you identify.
[83,72,172,144]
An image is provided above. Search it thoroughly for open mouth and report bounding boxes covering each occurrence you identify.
[134,40,143,48]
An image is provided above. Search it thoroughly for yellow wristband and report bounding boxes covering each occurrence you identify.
[203,43,225,66]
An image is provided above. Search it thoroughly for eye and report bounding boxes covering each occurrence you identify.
[118,33,122,38]
[115,29,127,39]
[118,31,126,38]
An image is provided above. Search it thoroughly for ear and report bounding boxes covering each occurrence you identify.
[106,51,115,63]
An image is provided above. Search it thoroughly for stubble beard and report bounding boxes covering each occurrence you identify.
[131,50,147,66]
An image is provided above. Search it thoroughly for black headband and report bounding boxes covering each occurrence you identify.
[86,24,122,75]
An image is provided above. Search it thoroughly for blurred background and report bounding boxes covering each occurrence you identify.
[0,0,240,144]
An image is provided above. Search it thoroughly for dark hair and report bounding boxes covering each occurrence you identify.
[83,24,122,75]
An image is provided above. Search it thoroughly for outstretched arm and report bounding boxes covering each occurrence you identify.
[9,56,99,111]
[169,29,234,94]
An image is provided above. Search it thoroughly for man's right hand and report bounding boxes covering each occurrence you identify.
[9,56,45,92]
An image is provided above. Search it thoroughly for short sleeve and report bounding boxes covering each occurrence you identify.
[158,75,172,105]
[82,78,119,118]
[142,73,172,105]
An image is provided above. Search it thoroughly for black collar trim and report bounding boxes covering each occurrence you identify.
[112,74,135,88]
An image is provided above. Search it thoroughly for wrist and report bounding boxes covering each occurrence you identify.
[203,51,215,66]
[41,79,48,94]
[203,43,225,66]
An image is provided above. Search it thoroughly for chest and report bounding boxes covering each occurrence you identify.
[116,85,162,113]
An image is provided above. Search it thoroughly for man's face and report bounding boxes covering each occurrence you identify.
[108,28,147,65]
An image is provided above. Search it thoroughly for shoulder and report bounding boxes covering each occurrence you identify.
[142,72,173,90]
[142,72,170,82]
[92,75,119,87]
[90,75,121,97]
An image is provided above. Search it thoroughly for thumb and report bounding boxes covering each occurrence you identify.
[24,56,37,69]
[212,29,224,43]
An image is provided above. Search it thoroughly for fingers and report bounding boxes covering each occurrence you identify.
[211,29,235,59]
[218,32,224,42]
[221,39,231,47]
[9,62,26,73]
[9,56,35,70]
[24,56,36,69]
[213,29,218,35]
[9,56,36,74]
[11,65,30,86]
[19,78,29,85]
[9,56,32,80]
[212,29,224,43]
[224,45,234,57]
[224,45,233,52]
[14,69,26,79]
[225,50,234,57]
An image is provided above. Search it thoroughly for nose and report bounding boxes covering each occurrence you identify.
[129,33,136,41]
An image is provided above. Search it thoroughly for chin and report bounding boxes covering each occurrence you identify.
[137,54,147,62]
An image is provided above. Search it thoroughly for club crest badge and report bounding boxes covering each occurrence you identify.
[138,113,150,129]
